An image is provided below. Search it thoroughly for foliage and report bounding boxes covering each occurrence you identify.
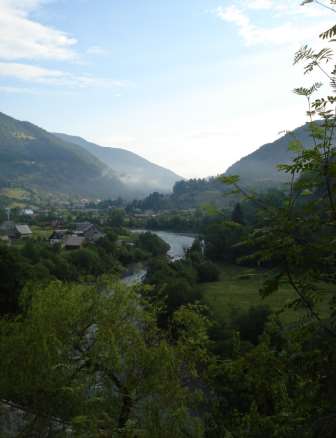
[127,177,237,211]
[107,208,126,228]
[207,6,336,435]
[136,231,170,257]
[202,220,247,263]
[145,256,202,327]
[0,232,128,316]
[196,260,220,283]
[0,281,210,436]
[231,202,245,225]
[0,245,30,315]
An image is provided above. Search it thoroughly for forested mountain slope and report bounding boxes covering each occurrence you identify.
[133,123,320,211]
[225,123,316,185]
[55,133,182,194]
[0,112,131,200]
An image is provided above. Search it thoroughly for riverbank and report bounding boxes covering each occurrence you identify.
[130,229,196,260]
[122,229,196,285]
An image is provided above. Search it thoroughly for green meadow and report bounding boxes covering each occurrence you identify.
[201,264,330,324]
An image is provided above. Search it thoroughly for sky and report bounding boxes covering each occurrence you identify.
[0,0,334,178]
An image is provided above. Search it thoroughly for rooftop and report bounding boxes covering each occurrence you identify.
[63,235,86,248]
[16,225,32,235]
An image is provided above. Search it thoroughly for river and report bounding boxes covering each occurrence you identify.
[122,230,196,285]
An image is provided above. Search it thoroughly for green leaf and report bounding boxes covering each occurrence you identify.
[260,274,282,298]
[320,24,336,40]
[217,175,240,185]
[288,140,304,153]
[72,415,89,425]
[277,164,293,173]
[201,203,219,216]
[293,83,322,97]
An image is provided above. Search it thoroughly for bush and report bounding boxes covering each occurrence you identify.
[0,246,30,315]
[66,248,102,277]
[136,232,170,257]
[196,261,220,282]
[231,305,271,345]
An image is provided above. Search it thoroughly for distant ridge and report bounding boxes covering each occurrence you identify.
[225,123,316,186]
[0,111,182,202]
[150,123,321,210]
[0,112,129,200]
[54,133,183,194]
[0,111,314,204]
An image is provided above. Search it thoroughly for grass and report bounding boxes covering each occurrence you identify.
[1,188,30,201]
[201,264,330,324]
[119,234,134,242]
[31,226,53,240]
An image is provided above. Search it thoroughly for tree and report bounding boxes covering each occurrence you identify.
[108,208,126,228]
[203,220,245,262]
[231,202,245,225]
[0,246,29,315]
[208,4,336,436]
[67,248,103,277]
[137,232,170,257]
[0,280,210,436]
[222,2,336,332]
[0,208,6,222]
[196,260,220,283]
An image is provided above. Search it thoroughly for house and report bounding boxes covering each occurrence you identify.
[21,208,34,217]
[0,222,32,239]
[49,229,69,246]
[63,235,86,250]
[75,222,105,242]
[15,225,32,239]
[51,219,64,228]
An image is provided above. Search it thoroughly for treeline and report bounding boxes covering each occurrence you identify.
[127,177,237,212]
[0,228,170,316]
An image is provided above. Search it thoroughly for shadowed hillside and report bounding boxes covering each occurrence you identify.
[225,123,315,185]
[55,133,183,194]
[0,112,129,200]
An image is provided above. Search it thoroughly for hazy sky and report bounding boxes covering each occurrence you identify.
[0,0,333,178]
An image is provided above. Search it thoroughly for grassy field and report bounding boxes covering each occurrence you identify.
[31,226,53,240]
[201,264,329,324]
[1,188,30,201]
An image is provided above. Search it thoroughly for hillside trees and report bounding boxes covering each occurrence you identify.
[223,0,336,331]
[136,231,170,257]
[107,208,126,228]
[203,220,246,262]
[0,245,30,315]
[231,202,245,225]
[0,281,210,436]
[211,3,336,435]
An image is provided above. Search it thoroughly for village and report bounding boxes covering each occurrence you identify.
[0,209,106,250]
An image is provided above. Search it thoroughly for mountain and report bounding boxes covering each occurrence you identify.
[0,110,311,207]
[138,123,319,211]
[0,112,182,203]
[54,133,182,194]
[0,112,129,200]
[225,123,315,186]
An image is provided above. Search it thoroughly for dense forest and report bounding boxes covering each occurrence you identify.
[2,2,336,437]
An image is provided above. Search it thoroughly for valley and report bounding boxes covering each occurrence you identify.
[1,1,336,435]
